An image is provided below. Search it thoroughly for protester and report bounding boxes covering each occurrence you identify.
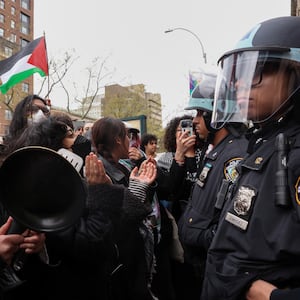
[118,122,177,300]
[4,94,50,146]
[0,116,158,299]
[151,114,198,300]
[200,16,300,300]
[0,217,47,299]
[83,122,94,135]
[91,117,159,300]
[141,133,158,159]
[156,115,197,220]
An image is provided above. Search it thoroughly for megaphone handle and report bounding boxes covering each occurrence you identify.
[6,220,27,271]
[7,220,26,234]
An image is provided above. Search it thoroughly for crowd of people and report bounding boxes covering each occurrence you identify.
[0,16,299,300]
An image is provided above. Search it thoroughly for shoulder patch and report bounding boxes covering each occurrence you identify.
[224,157,243,182]
[295,176,300,205]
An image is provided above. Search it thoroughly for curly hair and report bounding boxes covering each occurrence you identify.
[163,115,193,152]
[140,133,157,152]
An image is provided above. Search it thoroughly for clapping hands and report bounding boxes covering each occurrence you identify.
[130,157,157,185]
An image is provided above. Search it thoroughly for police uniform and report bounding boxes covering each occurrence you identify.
[178,129,248,277]
[200,119,300,300]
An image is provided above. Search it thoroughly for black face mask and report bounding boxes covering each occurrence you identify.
[71,135,92,165]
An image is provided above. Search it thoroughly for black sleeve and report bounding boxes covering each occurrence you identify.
[46,182,151,268]
[271,288,300,300]
[155,159,188,200]
[45,183,125,263]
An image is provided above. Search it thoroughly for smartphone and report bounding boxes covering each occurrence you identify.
[180,119,193,136]
[129,131,140,148]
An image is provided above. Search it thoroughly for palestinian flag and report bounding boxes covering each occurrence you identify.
[0,36,48,94]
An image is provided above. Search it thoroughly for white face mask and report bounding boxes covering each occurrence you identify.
[28,109,48,125]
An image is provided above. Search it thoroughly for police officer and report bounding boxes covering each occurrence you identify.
[177,68,248,297]
[200,16,300,300]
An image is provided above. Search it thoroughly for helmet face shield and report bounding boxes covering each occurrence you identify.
[211,50,300,129]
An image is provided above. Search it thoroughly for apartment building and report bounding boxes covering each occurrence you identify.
[104,83,162,130]
[0,0,34,138]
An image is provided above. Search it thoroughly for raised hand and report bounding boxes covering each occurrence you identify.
[128,146,144,161]
[130,158,157,185]
[175,131,196,160]
[85,152,112,185]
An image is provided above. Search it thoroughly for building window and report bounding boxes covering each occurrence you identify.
[4,46,13,57]
[5,110,12,121]
[8,33,16,42]
[11,6,15,15]
[0,14,4,23]
[21,0,30,10]
[0,28,3,37]
[22,82,29,93]
[11,20,15,29]
[0,1,4,10]
[20,38,29,48]
[20,13,30,34]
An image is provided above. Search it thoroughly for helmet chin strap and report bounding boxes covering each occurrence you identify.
[197,113,217,166]
[203,112,218,134]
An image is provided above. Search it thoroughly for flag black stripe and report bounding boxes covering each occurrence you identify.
[0,37,43,76]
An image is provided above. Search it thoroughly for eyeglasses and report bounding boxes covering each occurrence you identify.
[30,104,50,117]
[251,62,281,87]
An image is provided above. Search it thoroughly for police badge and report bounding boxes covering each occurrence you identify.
[225,185,257,230]
[233,186,255,215]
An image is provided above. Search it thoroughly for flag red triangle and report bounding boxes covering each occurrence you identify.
[27,36,49,75]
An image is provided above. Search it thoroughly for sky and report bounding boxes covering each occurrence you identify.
[34,0,291,126]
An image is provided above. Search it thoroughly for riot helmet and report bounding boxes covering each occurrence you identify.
[185,69,216,112]
[185,68,218,133]
[211,16,300,129]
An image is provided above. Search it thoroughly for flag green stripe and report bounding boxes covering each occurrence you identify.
[0,67,46,94]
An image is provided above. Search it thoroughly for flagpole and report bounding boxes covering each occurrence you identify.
[43,31,50,98]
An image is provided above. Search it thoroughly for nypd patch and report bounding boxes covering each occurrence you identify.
[224,158,243,183]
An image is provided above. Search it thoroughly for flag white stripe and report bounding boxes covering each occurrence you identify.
[0,55,34,84]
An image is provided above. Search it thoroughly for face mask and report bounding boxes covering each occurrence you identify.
[28,109,48,125]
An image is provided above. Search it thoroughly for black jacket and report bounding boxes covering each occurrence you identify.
[97,155,155,300]
[201,119,300,300]
[0,179,151,300]
[179,133,248,264]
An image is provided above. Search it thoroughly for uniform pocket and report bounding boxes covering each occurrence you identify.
[178,205,213,248]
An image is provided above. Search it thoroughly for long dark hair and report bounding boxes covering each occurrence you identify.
[91,117,127,163]
[5,94,46,143]
[4,116,69,155]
